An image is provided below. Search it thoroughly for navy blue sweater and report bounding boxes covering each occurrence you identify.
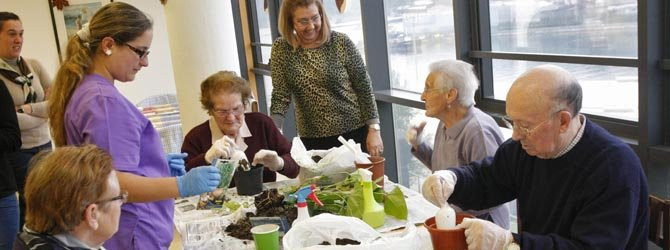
[449,120,648,250]
[0,80,21,198]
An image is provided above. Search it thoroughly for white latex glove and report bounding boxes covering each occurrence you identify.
[204,136,236,164]
[456,217,513,250]
[252,149,284,172]
[405,119,427,147]
[421,170,457,207]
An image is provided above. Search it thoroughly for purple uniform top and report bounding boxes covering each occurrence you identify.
[64,74,173,249]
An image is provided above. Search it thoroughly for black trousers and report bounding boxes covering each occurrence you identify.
[300,125,369,153]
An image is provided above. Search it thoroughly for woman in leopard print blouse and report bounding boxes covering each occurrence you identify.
[270,0,383,156]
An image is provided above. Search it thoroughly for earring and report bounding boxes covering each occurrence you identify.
[105,50,112,56]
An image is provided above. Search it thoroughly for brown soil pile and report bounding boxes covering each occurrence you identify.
[225,189,298,240]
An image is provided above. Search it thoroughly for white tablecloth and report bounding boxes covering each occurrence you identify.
[173,178,438,249]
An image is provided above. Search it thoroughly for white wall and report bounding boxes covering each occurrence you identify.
[163,0,241,133]
[4,0,177,105]
[116,0,177,104]
[4,0,61,79]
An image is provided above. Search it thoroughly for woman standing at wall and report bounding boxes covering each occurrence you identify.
[0,12,52,229]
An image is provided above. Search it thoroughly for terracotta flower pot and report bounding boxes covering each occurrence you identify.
[424,213,474,250]
[355,156,385,188]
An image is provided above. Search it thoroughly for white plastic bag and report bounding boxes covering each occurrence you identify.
[291,137,357,183]
[282,214,431,250]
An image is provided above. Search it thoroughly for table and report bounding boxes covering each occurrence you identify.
[173,178,438,249]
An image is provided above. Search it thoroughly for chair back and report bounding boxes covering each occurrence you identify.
[649,195,670,250]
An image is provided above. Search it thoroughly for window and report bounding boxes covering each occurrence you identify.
[385,0,456,93]
[323,0,364,58]
[485,0,638,121]
[491,59,638,121]
[392,104,432,190]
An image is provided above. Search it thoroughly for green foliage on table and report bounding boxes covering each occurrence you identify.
[288,172,408,220]
[384,186,408,220]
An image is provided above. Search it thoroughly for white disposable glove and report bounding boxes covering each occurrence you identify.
[252,149,284,172]
[421,170,457,207]
[204,136,236,163]
[456,217,513,250]
[405,119,427,147]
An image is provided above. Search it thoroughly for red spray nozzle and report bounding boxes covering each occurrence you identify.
[308,184,323,206]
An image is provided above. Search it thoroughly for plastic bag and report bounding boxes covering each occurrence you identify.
[291,137,358,183]
[282,213,431,250]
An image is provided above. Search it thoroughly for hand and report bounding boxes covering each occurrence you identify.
[204,136,236,163]
[176,165,221,197]
[166,152,187,177]
[366,129,384,157]
[456,217,513,250]
[405,119,427,147]
[252,149,284,171]
[421,170,457,207]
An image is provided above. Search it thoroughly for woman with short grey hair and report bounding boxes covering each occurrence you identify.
[406,59,510,229]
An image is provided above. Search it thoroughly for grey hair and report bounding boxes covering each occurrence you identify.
[428,59,479,107]
[554,77,582,115]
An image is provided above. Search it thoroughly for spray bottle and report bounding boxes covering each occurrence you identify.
[358,169,385,228]
[291,184,323,226]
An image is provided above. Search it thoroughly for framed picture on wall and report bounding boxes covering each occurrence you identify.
[49,0,113,62]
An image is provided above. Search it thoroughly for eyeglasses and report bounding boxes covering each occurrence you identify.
[212,104,245,117]
[294,14,321,28]
[422,87,450,94]
[502,110,562,137]
[123,43,150,59]
[95,191,128,205]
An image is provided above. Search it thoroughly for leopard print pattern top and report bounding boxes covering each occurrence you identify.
[270,31,379,138]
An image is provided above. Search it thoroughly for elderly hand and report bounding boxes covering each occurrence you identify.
[166,153,187,177]
[204,136,236,163]
[457,217,513,250]
[421,170,457,207]
[366,128,384,157]
[405,119,427,147]
[252,149,284,171]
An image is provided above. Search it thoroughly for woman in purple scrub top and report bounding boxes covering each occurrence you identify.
[47,2,220,249]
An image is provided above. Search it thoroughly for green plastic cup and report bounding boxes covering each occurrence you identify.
[251,224,279,250]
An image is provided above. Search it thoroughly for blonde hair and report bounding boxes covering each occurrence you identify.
[200,71,251,114]
[24,145,114,234]
[48,2,152,146]
[277,0,331,49]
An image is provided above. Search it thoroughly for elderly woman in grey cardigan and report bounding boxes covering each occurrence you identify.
[0,12,52,229]
[406,59,509,228]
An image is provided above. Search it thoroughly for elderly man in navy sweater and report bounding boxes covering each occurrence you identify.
[422,64,648,250]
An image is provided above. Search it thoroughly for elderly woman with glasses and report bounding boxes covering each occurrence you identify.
[181,71,299,184]
[405,59,509,229]
[14,145,124,250]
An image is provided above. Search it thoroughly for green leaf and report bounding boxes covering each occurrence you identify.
[384,186,408,220]
[346,184,365,218]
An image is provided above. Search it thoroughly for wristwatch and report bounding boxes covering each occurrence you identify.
[17,107,24,113]
[368,124,380,131]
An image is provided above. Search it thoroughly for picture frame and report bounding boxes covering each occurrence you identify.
[49,0,113,62]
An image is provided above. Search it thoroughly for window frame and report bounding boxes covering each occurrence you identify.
[234,0,670,196]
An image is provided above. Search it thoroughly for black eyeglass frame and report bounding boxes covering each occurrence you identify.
[95,191,128,205]
[122,43,150,59]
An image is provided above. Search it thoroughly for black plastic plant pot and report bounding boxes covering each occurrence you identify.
[234,166,264,196]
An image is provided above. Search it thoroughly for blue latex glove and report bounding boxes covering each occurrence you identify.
[176,165,221,197]
[166,153,187,177]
